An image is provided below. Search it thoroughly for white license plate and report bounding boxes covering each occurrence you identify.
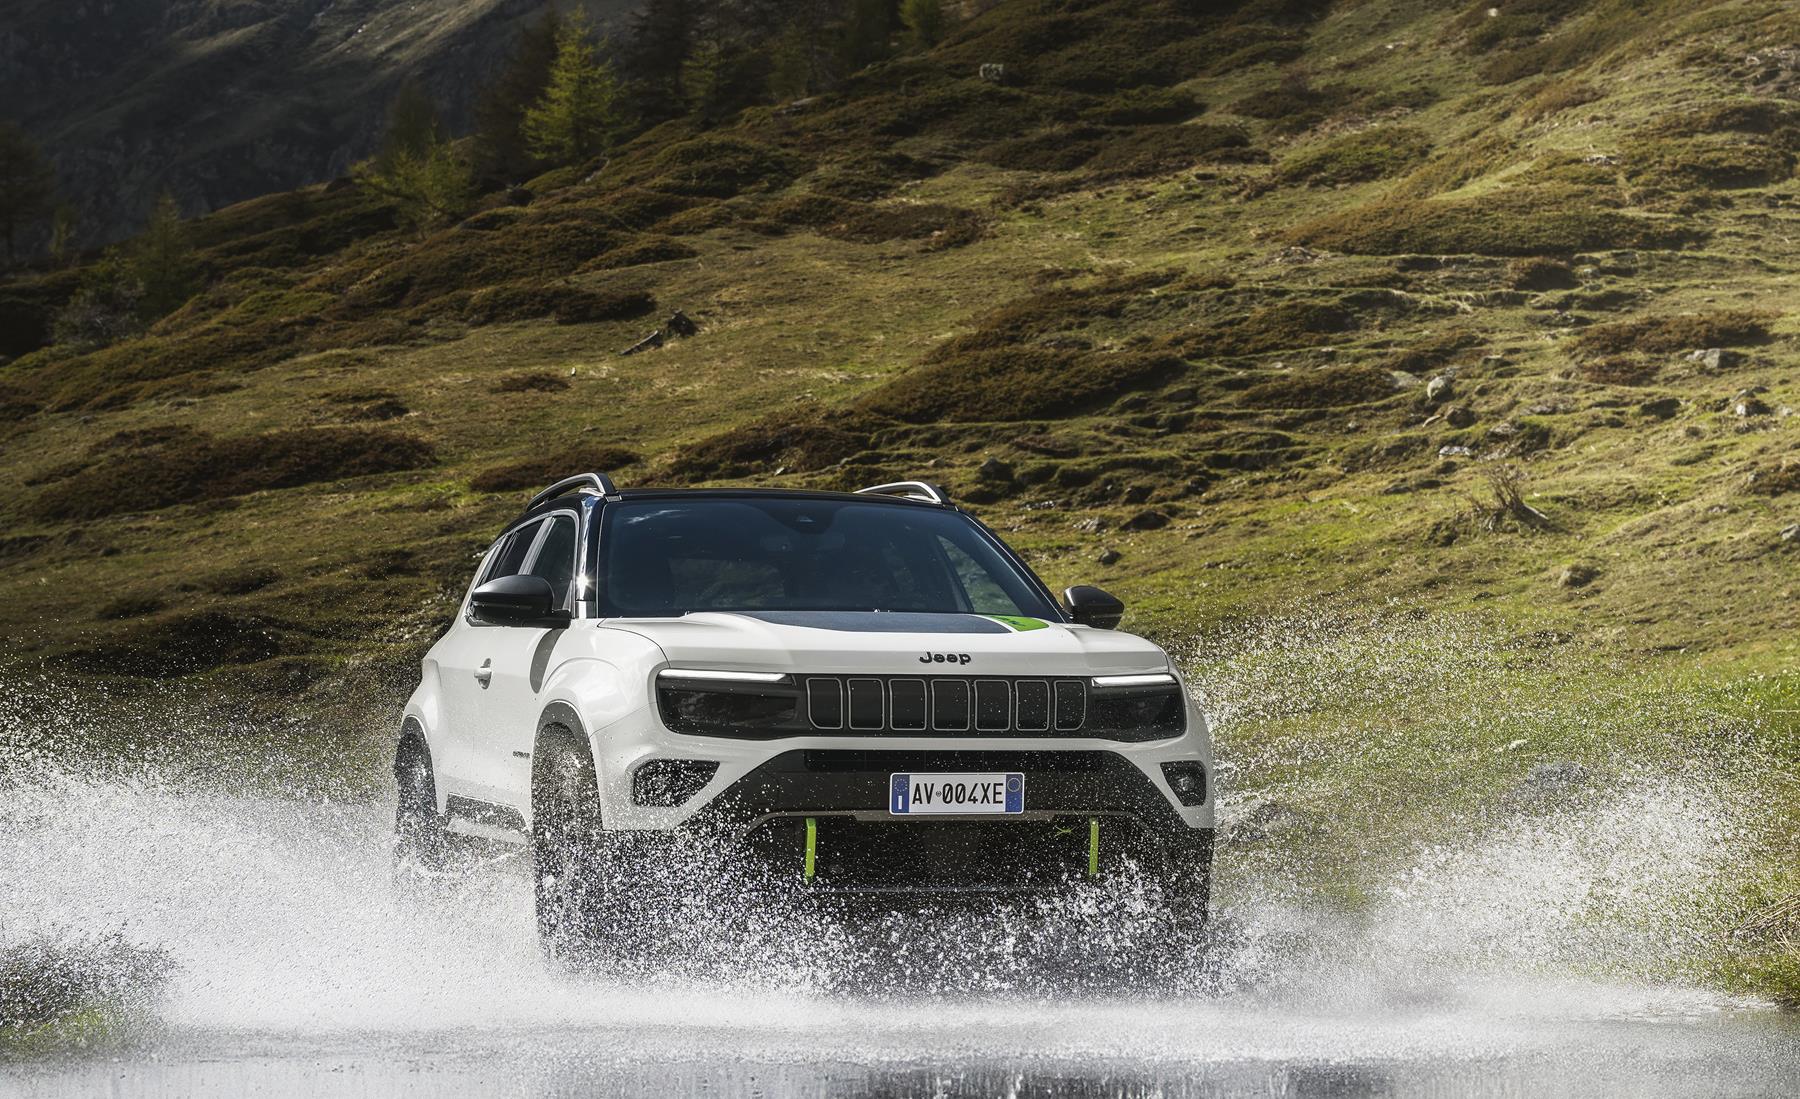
[888,772,1024,815]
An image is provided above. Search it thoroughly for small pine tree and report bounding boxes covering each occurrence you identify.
[357,81,475,232]
[0,121,57,264]
[523,12,625,165]
[900,0,947,50]
[130,192,199,319]
[472,7,563,183]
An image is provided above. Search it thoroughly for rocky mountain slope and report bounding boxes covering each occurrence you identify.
[0,0,629,248]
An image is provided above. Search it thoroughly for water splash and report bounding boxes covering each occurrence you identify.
[1,614,1796,1094]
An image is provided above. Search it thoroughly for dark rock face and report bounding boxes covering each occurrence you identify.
[0,0,627,250]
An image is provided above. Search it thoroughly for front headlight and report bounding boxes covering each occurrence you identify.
[655,670,804,737]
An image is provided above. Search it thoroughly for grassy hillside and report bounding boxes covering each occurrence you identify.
[1,0,1797,994]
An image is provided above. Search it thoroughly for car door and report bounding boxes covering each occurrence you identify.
[466,510,581,809]
[434,519,543,801]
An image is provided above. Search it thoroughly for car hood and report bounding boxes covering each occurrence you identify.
[603,610,1170,678]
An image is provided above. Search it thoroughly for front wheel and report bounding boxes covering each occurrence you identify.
[394,733,451,873]
[532,730,607,963]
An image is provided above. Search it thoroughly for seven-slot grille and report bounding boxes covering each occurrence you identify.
[802,676,1087,735]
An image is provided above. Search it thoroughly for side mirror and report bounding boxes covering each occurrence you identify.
[1064,585,1125,630]
[469,574,570,628]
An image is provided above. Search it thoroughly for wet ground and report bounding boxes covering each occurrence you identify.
[3,761,1797,1098]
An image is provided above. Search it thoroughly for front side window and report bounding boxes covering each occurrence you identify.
[525,514,579,608]
[597,498,1056,619]
[481,519,542,583]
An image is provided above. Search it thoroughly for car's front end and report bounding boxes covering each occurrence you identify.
[596,606,1214,906]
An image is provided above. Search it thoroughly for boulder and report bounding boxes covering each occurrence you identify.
[976,456,1014,482]
[1097,547,1122,566]
[1558,563,1599,588]
[1445,405,1477,428]
[1425,373,1454,403]
[1687,347,1741,370]
[1122,509,1170,531]
[1638,396,1681,419]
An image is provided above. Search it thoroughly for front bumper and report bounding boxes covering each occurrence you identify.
[673,747,1213,894]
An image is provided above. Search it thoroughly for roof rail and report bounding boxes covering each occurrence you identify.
[529,472,618,509]
[855,480,950,505]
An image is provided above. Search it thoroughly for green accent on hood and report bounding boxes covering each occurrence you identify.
[983,614,1050,632]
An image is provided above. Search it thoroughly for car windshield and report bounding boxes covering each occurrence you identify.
[597,497,1058,619]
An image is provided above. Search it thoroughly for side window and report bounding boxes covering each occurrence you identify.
[525,514,579,608]
[481,520,542,584]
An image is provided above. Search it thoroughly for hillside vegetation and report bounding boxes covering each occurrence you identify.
[1,0,1798,995]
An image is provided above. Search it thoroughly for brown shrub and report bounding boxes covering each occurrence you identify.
[1745,461,1800,497]
[1170,300,1353,359]
[1084,124,1262,178]
[1623,136,1793,190]
[1577,356,1658,386]
[1290,188,1699,256]
[978,128,1108,172]
[1573,311,1773,356]
[580,236,699,270]
[641,136,809,197]
[201,566,281,595]
[1237,364,1397,410]
[489,372,570,394]
[859,348,1185,423]
[1508,257,1579,291]
[32,427,437,520]
[470,444,643,494]
[668,409,887,481]
[1081,87,1203,126]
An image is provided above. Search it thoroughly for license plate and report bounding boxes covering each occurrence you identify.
[889,772,1024,815]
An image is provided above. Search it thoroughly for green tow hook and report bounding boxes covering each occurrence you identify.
[804,816,817,882]
[1088,817,1100,878]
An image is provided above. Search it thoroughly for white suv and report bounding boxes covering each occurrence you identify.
[395,473,1216,960]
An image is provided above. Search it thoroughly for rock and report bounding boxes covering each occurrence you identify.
[1487,421,1519,438]
[1097,547,1122,566]
[1072,516,1106,533]
[503,186,533,206]
[1390,370,1423,389]
[977,457,1014,482]
[1558,563,1599,588]
[1425,373,1454,403]
[1735,396,1772,417]
[978,62,1008,83]
[1438,444,1474,458]
[665,310,698,338]
[1122,509,1170,531]
[1638,396,1681,419]
[1782,523,1799,543]
[1687,347,1741,370]
[1445,405,1477,428]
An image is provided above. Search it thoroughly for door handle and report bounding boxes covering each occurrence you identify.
[474,659,493,687]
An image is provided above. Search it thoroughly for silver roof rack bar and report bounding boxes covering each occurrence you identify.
[855,480,950,505]
[529,472,618,509]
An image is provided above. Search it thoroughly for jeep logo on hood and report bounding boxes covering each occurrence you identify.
[920,651,972,665]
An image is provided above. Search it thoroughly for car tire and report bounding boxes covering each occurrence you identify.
[393,732,451,873]
[532,727,614,965]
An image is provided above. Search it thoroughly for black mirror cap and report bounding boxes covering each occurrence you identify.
[1064,584,1125,630]
[468,574,571,627]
